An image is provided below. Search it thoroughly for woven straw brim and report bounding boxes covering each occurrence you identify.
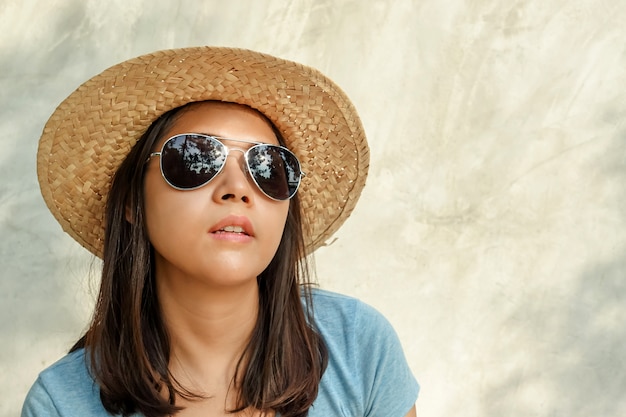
[37,47,369,258]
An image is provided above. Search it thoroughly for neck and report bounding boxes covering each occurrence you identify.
[156,271,260,390]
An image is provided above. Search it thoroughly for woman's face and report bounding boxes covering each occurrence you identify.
[143,102,290,291]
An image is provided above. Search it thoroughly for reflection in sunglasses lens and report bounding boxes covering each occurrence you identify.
[249,145,289,200]
[162,135,225,189]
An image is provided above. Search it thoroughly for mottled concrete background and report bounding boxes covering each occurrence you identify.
[2,1,626,416]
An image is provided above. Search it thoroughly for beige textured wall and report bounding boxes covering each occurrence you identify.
[2,1,626,416]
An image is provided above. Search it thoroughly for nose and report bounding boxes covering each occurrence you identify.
[212,151,253,204]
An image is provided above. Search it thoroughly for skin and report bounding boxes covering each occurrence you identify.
[142,101,418,417]
[143,102,289,416]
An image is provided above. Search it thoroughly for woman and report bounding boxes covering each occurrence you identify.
[23,47,418,417]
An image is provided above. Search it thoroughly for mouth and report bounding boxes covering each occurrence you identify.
[215,225,248,235]
[209,215,255,237]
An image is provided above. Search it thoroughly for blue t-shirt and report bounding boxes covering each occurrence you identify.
[22,289,419,416]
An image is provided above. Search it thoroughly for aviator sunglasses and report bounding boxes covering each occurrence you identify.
[148,133,304,201]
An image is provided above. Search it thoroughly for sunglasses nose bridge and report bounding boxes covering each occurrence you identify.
[219,147,255,186]
[223,147,248,170]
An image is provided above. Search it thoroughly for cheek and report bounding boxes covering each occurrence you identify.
[144,193,210,272]
[144,193,172,252]
[144,178,166,238]
[143,175,198,247]
[265,203,291,253]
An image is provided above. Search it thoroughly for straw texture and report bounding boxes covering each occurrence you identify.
[37,47,369,257]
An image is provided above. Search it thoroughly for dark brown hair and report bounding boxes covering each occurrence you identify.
[71,101,328,417]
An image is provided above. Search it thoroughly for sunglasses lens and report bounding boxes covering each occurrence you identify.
[247,145,302,200]
[160,135,226,189]
[157,134,301,199]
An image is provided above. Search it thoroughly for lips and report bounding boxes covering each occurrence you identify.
[209,215,254,237]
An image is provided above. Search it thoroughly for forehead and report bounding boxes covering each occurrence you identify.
[163,101,279,144]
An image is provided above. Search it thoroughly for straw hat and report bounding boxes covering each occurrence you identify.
[37,47,369,258]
